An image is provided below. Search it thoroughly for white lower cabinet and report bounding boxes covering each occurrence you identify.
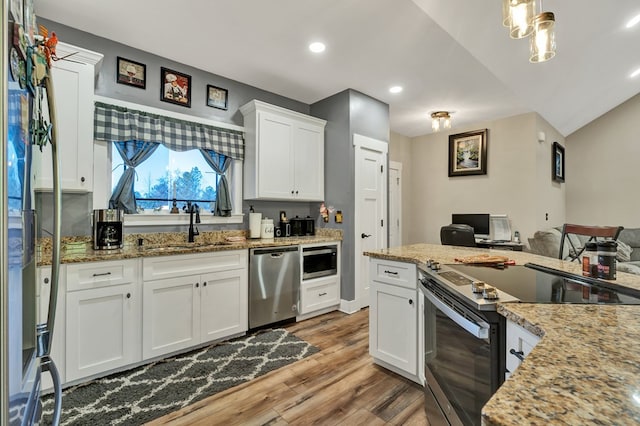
[65,260,141,382]
[369,258,419,383]
[142,251,248,360]
[505,319,541,380]
[142,276,200,359]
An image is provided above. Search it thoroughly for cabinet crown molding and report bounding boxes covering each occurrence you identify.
[55,42,104,76]
[240,99,326,127]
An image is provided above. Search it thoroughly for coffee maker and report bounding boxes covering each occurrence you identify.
[93,209,124,250]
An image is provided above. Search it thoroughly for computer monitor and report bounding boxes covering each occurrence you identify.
[451,213,490,239]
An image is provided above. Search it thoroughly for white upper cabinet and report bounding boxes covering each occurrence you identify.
[240,100,326,201]
[34,43,103,192]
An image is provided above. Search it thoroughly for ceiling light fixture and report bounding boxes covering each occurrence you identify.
[530,11,556,63]
[508,0,535,39]
[431,111,451,132]
[626,14,640,29]
[309,42,326,53]
[389,86,403,94]
[502,0,556,63]
[631,67,640,78]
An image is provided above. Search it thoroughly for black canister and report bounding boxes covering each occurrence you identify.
[597,240,617,280]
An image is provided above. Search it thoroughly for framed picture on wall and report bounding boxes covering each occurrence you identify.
[448,129,488,177]
[161,67,191,107]
[117,57,146,89]
[206,84,229,110]
[552,141,565,182]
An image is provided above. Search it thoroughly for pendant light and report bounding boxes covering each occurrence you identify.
[501,0,512,26]
[509,0,535,39]
[529,10,556,63]
[431,111,451,132]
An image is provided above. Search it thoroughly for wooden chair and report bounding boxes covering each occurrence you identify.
[440,224,477,248]
[558,224,623,261]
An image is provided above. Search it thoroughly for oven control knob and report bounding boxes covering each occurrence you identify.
[471,280,486,293]
[483,286,499,300]
[426,259,434,267]
[430,262,440,271]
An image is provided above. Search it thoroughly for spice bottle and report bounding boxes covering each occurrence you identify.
[597,241,617,280]
[582,242,597,277]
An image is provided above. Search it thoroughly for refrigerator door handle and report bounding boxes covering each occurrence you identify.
[36,69,63,426]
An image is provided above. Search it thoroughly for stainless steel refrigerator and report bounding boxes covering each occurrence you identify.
[2,1,63,424]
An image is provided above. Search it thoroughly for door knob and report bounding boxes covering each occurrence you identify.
[361,233,371,238]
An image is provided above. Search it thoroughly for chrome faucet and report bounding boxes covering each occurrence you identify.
[188,202,200,242]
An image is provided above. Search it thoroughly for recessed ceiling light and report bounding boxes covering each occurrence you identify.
[309,42,326,53]
[389,86,403,94]
[626,14,640,28]
[631,67,640,78]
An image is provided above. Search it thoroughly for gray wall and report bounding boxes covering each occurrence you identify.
[311,89,389,301]
[37,17,316,236]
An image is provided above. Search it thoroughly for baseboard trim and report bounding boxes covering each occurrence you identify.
[339,299,361,314]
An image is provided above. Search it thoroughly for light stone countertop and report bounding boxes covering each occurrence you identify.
[365,243,640,425]
[38,229,342,266]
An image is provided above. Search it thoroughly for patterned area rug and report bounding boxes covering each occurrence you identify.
[41,328,319,425]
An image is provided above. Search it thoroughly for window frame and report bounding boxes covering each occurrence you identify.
[92,96,244,227]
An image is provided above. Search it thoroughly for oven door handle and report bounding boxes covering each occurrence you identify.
[425,291,490,339]
[303,248,336,256]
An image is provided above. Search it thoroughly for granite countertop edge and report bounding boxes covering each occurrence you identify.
[38,229,343,266]
[366,243,640,425]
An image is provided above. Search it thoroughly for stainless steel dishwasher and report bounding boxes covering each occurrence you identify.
[249,246,300,329]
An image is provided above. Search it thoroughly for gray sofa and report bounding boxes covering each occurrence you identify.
[528,227,640,275]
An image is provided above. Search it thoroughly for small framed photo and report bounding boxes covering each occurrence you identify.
[448,129,488,177]
[161,67,191,107]
[117,57,146,89]
[552,141,565,183]
[206,84,229,110]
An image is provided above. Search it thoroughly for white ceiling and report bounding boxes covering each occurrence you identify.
[35,0,640,137]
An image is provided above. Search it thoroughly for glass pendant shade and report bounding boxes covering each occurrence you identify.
[509,0,535,39]
[502,0,512,26]
[530,12,556,63]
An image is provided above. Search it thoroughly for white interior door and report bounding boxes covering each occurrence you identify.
[389,161,402,248]
[354,134,387,309]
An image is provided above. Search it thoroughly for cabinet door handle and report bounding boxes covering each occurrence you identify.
[509,348,525,361]
[319,292,327,296]
[126,293,131,299]
[291,190,295,194]
[361,233,371,239]
[295,190,298,194]
[384,270,398,275]
[203,282,207,287]
[195,283,199,288]
[44,278,50,284]
[408,299,413,305]
[92,272,112,277]
[81,176,86,183]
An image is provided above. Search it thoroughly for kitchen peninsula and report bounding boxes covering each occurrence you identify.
[365,243,640,425]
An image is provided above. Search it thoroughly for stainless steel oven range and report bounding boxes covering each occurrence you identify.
[419,262,640,426]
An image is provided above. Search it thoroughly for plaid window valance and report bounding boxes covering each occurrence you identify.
[94,102,244,160]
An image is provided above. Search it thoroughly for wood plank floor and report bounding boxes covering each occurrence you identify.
[148,308,429,425]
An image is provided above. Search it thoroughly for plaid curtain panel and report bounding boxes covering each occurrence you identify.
[93,102,244,160]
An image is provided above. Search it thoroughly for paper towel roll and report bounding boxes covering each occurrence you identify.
[249,213,262,238]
